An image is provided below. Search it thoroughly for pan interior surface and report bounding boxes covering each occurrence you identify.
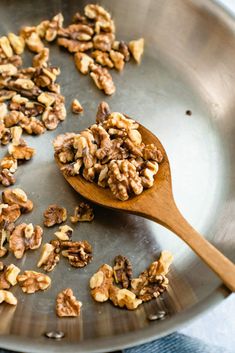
[0,0,234,352]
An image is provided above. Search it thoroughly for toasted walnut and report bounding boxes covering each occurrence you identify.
[0,204,20,223]
[0,223,8,258]
[61,240,93,268]
[53,132,76,153]
[0,64,17,77]
[9,223,43,259]
[140,161,159,188]
[113,255,132,289]
[38,92,56,107]
[131,251,173,302]
[4,111,24,128]
[54,225,73,241]
[74,52,93,75]
[0,36,13,58]
[42,95,66,130]
[72,11,88,24]
[57,37,93,53]
[93,33,114,52]
[0,156,17,173]
[70,202,94,223]
[0,169,15,186]
[112,41,130,62]
[0,289,17,305]
[8,33,25,55]
[96,101,110,123]
[2,188,33,213]
[56,288,82,317]
[0,264,10,289]
[142,144,163,162]
[25,31,44,53]
[61,160,83,177]
[92,50,113,68]
[90,264,113,302]
[37,243,60,272]
[43,204,67,227]
[2,264,21,288]
[45,13,64,42]
[129,38,144,64]
[84,4,115,34]
[33,67,60,88]
[17,271,51,294]
[0,126,11,145]
[13,78,34,91]
[109,286,142,310]
[8,139,35,160]
[71,99,83,114]
[58,23,94,41]
[110,50,125,71]
[0,103,7,121]
[20,116,45,135]
[33,48,49,68]
[90,63,115,95]
[11,126,22,145]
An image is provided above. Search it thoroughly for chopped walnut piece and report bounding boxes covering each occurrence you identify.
[142,144,163,162]
[129,38,144,64]
[4,264,21,287]
[37,243,60,272]
[113,255,132,289]
[0,90,16,102]
[71,99,83,114]
[43,204,67,227]
[0,169,15,186]
[20,117,46,135]
[90,264,113,302]
[25,31,44,53]
[8,139,35,160]
[33,48,49,68]
[90,63,115,95]
[110,50,125,71]
[0,289,17,305]
[0,126,12,145]
[9,223,43,259]
[2,188,33,213]
[93,33,114,52]
[70,202,94,223]
[92,50,113,68]
[0,103,7,121]
[0,221,15,257]
[8,33,25,55]
[17,271,51,294]
[4,110,24,128]
[74,52,94,75]
[0,264,10,289]
[0,36,13,58]
[58,23,94,41]
[84,4,115,34]
[11,126,22,145]
[0,204,20,223]
[57,37,93,53]
[109,286,142,310]
[56,288,82,317]
[38,92,56,107]
[42,95,66,130]
[61,240,93,268]
[54,225,73,241]
[45,13,64,42]
[0,156,17,173]
[112,41,130,62]
[131,251,173,302]
[95,101,110,123]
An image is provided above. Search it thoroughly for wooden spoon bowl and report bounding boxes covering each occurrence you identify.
[55,123,235,292]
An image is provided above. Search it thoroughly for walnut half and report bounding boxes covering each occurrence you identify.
[56,288,82,317]
[43,204,67,227]
[61,240,93,268]
[17,271,51,294]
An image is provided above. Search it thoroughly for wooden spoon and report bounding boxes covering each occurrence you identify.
[55,124,235,292]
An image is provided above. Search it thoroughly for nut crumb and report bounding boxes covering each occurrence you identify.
[71,99,83,114]
[129,38,144,64]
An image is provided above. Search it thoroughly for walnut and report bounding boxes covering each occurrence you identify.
[0,169,15,186]
[113,255,132,289]
[61,160,83,177]
[43,204,67,227]
[0,204,20,223]
[2,188,33,213]
[93,33,114,52]
[33,48,49,68]
[9,223,43,259]
[84,4,115,34]
[8,140,35,160]
[61,240,93,268]
[95,163,109,187]
[45,13,64,42]
[42,95,66,130]
[109,286,142,310]
[103,112,139,130]
[74,52,94,75]
[0,90,16,102]
[72,11,88,24]
[37,243,60,272]
[0,36,13,58]
[8,33,25,55]
[11,126,22,145]
[71,99,83,114]
[0,156,17,173]
[54,225,73,241]
[129,38,144,64]
[33,67,60,88]
[140,161,159,188]
[131,251,173,302]
[0,289,17,305]
[25,31,44,53]
[38,92,56,107]
[0,103,7,121]
[112,41,130,62]
[4,111,24,128]
[57,37,93,53]
[9,100,44,117]
[92,50,113,68]
[90,63,115,95]
[0,263,20,289]
[142,144,163,162]
[70,203,94,223]
[0,126,12,145]
[36,20,50,38]
[20,116,46,135]
[110,50,125,71]
[107,160,143,201]
[0,64,17,77]
[90,264,113,302]
[53,132,76,153]
[58,23,94,42]
[56,288,82,317]
[96,101,110,123]
[0,222,9,257]
[17,271,51,294]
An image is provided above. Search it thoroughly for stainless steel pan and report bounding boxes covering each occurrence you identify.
[0,0,234,352]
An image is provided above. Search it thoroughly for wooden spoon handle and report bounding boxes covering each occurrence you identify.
[156,206,235,292]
